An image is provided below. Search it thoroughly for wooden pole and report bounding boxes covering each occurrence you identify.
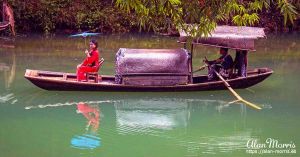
[190,43,194,83]
[211,67,262,110]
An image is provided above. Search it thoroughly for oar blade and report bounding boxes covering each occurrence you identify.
[240,99,262,110]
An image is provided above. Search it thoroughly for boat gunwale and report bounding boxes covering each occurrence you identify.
[24,68,273,88]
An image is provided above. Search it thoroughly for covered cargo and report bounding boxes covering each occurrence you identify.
[115,48,191,86]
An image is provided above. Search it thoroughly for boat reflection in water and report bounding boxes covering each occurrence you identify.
[25,96,255,155]
[0,52,17,104]
[0,52,16,89]
[70,102,101,150]
[115,99,189,135]
[114,98,252,155]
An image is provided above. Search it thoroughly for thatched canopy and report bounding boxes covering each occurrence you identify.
[179,25,265,51]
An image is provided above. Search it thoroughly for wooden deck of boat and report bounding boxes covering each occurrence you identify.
[36,72,116,84]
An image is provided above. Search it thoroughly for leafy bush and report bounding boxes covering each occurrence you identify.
[7,0,138,34]
[3,0,299,34]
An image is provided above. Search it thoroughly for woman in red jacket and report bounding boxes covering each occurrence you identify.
[76,40,100,81]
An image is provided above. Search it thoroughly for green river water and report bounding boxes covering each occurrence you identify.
[0,33,299,157]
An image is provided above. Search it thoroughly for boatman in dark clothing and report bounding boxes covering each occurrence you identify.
[234,50,248,77]
[204,48,234,81]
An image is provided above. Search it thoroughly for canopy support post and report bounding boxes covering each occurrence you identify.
[189,43,194,83]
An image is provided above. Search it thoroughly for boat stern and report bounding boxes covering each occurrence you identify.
[25,69,38,77]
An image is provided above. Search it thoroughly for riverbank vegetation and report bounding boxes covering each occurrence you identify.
[2,0,300,35]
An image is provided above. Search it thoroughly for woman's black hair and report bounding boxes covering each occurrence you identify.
[90,39,98,48]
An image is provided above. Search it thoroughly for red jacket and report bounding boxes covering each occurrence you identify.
[81,49,99,68]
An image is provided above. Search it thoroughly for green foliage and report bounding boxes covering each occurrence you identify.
[115,0,299,37]
[116,0,183,33]
[277,0,298,25]
[2,0,299,34]
[7,0,138,34]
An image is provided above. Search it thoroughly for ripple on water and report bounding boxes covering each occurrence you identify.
[0,93,17,104]
[24,100,120,110]
[174,132,253,156]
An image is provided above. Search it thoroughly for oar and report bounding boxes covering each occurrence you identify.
[193,65,208,73]
[208,65,262,110]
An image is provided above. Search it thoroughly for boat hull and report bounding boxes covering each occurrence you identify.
[24,68,273,92]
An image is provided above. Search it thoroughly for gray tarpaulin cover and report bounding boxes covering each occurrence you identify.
[115,48,190,84]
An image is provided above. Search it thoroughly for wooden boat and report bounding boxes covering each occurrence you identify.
[24,67,272,92]
[25,26,273,92]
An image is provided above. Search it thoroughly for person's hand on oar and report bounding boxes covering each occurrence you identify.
[193,57,209,73]
[203,56,208,63]
[193,64,207,73]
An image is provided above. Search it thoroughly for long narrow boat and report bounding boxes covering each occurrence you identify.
[24,68,272,92]
[25,26,273,92]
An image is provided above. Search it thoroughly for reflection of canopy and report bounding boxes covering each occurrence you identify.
[179,25,265,51]
[115,99,190,134]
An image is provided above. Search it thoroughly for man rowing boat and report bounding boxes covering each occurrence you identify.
[204,48,233,81]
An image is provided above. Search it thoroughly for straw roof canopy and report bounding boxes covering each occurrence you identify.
[179,25,265,51]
